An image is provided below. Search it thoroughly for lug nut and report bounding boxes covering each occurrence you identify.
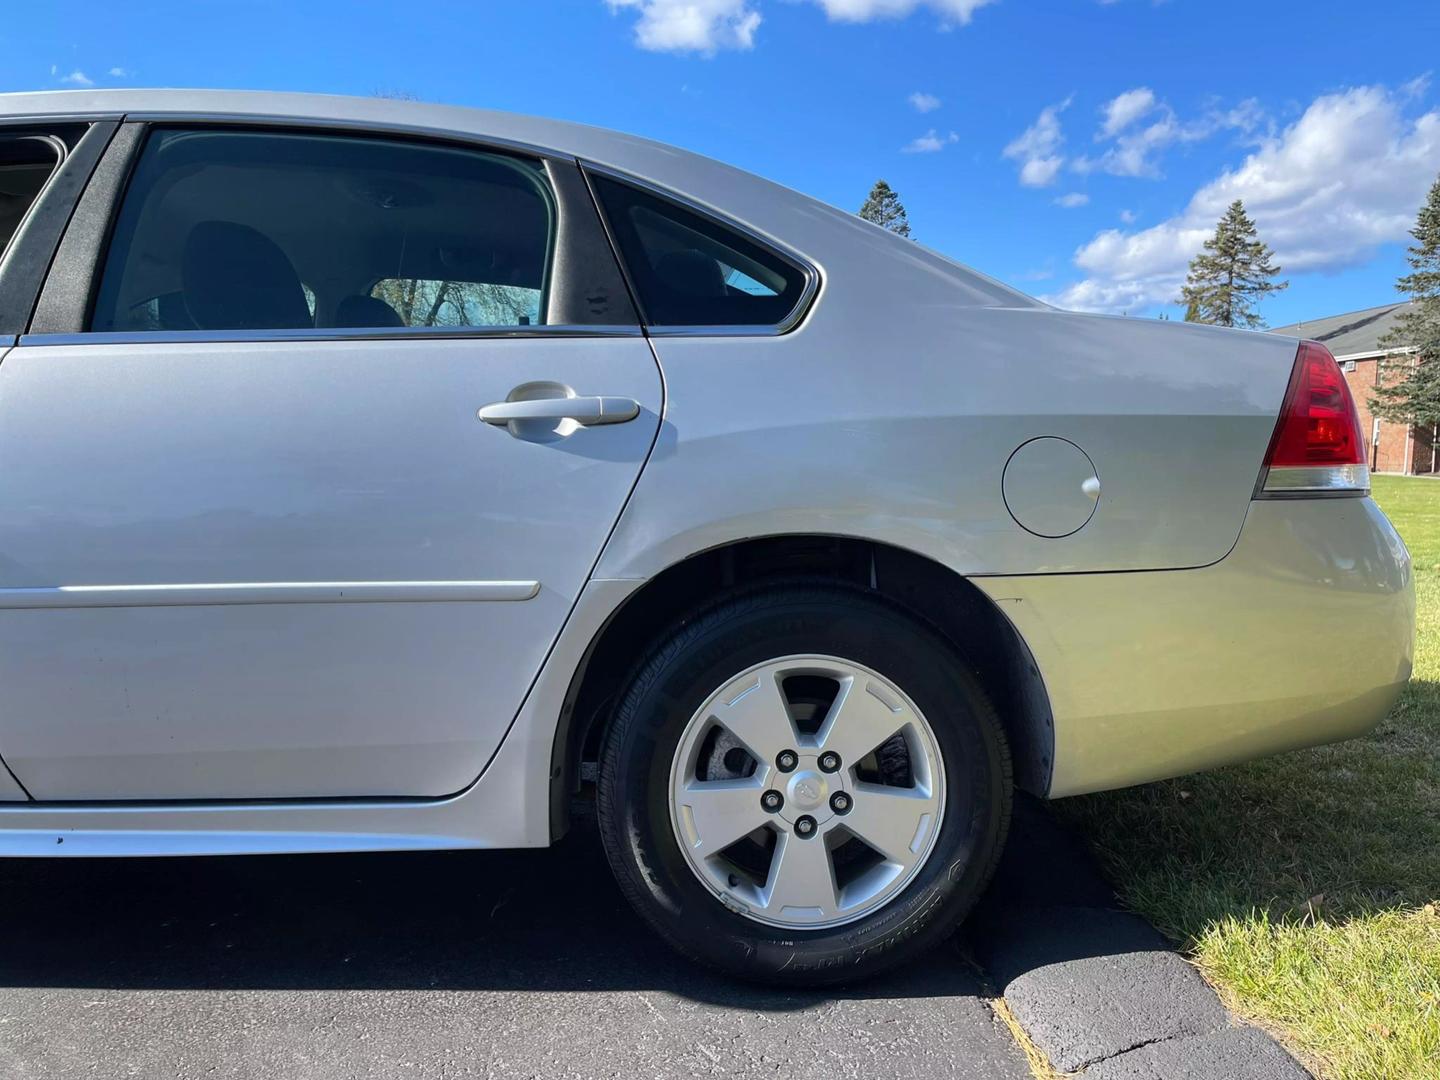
[818,751,841,773]
[776,750,799,772]
[830,791,851,814]
[794,815,817,837]
[761,789,784,813]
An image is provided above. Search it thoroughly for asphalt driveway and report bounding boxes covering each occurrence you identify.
[0,819,1032,1079]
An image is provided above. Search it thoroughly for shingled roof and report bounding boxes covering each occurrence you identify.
[1270,301,1414,357]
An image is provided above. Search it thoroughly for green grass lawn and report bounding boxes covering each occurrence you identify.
[1057,475,1440,1080]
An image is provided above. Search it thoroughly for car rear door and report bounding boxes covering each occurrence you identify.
[0,117,123,801]
[0,120,660,801]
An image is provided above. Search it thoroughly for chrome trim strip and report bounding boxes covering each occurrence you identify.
[18,325,643,347]
[579,160,822,338]
[646,323,810,338]
[1259,464,1370,495]
[0,580,540,609]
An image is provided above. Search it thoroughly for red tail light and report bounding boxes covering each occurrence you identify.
[1259,340,1369,495]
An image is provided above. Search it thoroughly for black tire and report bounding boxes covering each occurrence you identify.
[596,583,1012,985]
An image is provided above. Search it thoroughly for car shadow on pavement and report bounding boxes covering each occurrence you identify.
[0,812,998,1010]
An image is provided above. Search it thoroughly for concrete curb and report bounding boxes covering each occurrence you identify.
[968,796,1310,1079]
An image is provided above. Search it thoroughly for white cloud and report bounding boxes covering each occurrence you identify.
[607,0,997,51]
[1018,158,1062,187]
[909,91,941,113]
[904,129,958,153]
[108,67,131,78]
[1054,192,1090,208]
[1119,208,1137,223]
[1003,97,1071,187]
[1074,114,1184,178]
[1401,73,1431,101]
[1099,87,1156,137]
[813,0,998,26]
[58,70,93,87]
[1048,84,1440,314]
[606,0,761,53]
[1075,96,1266,179]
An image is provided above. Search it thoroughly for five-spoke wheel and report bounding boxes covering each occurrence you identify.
[597,584,1011,985]
[669,656,944,929]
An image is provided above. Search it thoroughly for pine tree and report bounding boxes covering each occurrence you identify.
[858,180,911,238]
[1177,199,1287,328]
[1371,174,1440,428]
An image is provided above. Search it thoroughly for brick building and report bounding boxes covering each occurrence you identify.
[1271,302,1434,475]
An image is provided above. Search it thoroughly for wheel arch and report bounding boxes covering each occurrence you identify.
[549,534,1054,839]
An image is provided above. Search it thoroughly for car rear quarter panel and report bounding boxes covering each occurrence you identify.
[596,302,1303,580]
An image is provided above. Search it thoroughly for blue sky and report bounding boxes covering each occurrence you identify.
[7,0,1440,326]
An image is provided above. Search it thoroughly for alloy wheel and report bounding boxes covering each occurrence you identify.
[667,655,946,930]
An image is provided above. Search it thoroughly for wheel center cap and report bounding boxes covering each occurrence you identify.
[787,770,829,810]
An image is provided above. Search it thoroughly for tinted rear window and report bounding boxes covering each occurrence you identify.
[91,129,554,333]
[589,173,810,329]
[0,137,63,260]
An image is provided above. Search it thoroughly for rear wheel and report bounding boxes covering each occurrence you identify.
[596,584,1011,984]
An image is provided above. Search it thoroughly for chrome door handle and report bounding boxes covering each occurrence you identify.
[477,395,640,427]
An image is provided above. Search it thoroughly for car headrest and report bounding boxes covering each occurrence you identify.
[334,294,405,329]
[182,220,312,331]
[656,250,727,298]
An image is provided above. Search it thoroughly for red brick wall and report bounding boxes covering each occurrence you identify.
[1343,355,1418,474]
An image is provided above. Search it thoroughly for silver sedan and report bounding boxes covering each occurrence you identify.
[0,90,1414,983]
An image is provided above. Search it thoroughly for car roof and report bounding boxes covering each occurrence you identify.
[0,89,722,186]
[0,89,1039,310]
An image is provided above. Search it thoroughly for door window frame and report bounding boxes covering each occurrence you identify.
[24,120,640,343]
[0,119,118,339]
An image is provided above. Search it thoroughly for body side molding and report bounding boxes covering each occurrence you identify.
[0,580,541,609]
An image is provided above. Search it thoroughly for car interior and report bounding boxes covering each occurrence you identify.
[89,128,555,333]
[0,136,62,260]
[589,172,805,327]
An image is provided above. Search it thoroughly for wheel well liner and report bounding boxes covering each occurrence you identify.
[549,535,1054,838]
